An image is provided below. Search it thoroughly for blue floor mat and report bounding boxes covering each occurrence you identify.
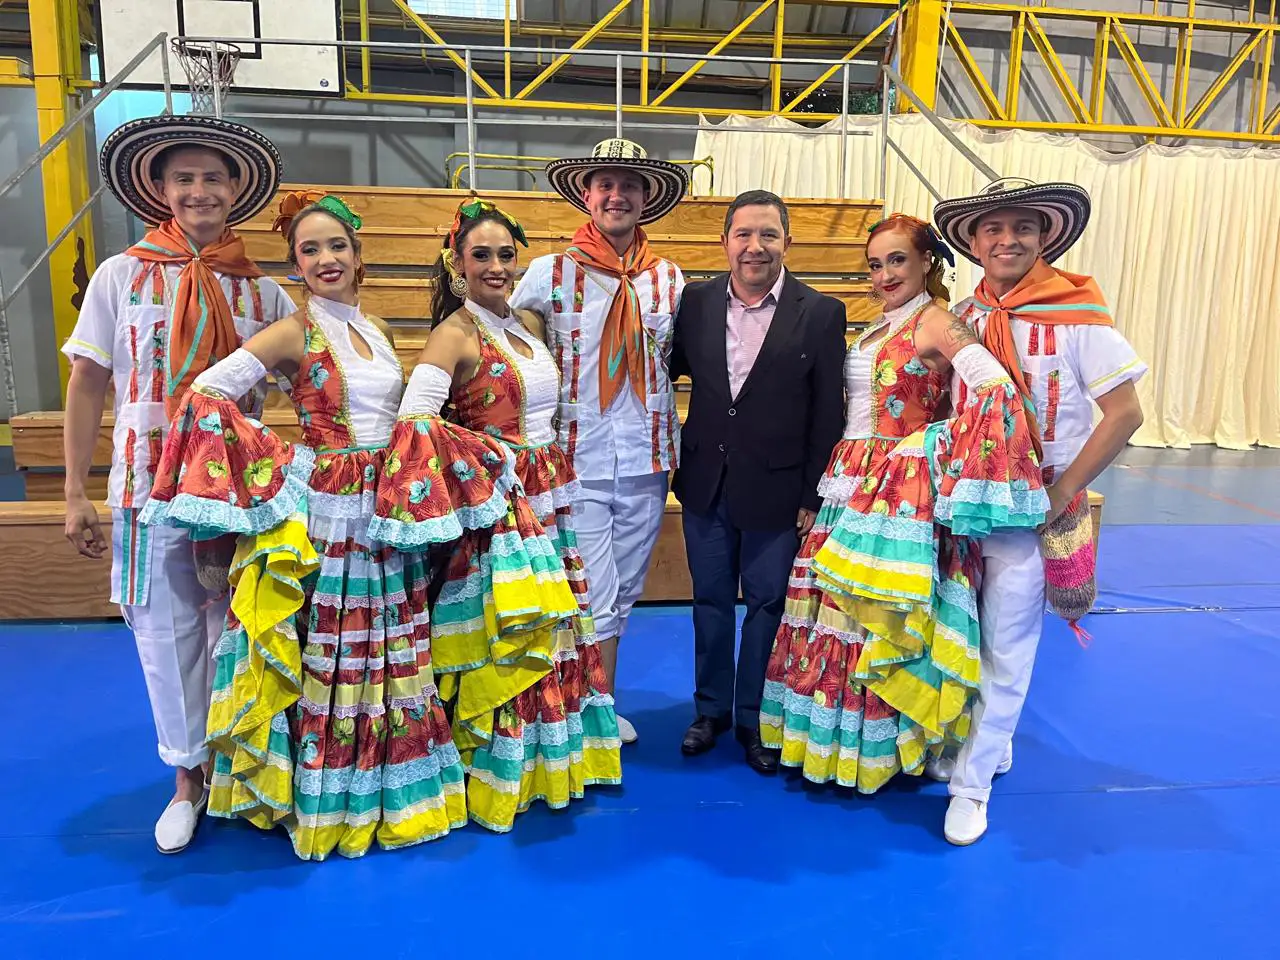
[3,594,1278,958]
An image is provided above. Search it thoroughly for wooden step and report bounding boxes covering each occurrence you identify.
[245,230,869,275]
[241,185,878,274]
[21,470,108,502]
[10,408,304,471]
[0,489,1104,620]
[0,501,117,619]
[273,276,881,327]
[246,186,879,246]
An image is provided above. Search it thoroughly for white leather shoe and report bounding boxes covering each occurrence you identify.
[616,715,638,745]
[155,791,209,854]
[944,797,988,846]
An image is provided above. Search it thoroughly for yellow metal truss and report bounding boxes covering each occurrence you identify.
[943,1,1280,142]
[348,0,1280,145]
[349,0,903,116]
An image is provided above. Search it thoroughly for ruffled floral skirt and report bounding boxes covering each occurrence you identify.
[374,424,621,832]
[763,378,1049,793]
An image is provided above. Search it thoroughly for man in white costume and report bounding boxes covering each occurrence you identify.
[62,115,293,853]
[511,138,689,743]
[930,177,1146,845]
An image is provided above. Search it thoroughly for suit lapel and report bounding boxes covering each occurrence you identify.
[734,273,806,403]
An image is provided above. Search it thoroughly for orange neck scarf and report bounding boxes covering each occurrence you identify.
[127,219,264,418]
[566,221,660,412]
[974,258,1113,457]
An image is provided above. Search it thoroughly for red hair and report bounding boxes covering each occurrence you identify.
[868,213,950,302]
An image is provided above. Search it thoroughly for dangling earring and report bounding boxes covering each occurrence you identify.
[866,287,883,304]
[442,247,468,298]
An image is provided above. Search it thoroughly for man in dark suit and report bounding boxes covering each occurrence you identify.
[671,189,846,774]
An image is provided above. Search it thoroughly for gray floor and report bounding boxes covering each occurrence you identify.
[1091,446,1280,526]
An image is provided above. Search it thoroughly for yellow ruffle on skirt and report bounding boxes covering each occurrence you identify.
[206,515,319,825]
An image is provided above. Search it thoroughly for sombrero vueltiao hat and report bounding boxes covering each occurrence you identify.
[933,177,1091,265]
[100,115,283,227]
[546,138,688,225]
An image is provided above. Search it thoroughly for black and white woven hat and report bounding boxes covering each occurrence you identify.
[934,177,1091,264]
[100,114,283,227]
[546,138,688,225]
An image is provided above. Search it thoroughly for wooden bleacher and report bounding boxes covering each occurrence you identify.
[236,187,879,275]
[3,185,1102,620]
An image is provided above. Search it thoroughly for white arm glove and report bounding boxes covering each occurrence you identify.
[400,363,453,417]
[192,348,269,402]
[951,343,1012,392]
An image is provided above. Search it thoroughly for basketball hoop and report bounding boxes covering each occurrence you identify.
[171,38,241,116]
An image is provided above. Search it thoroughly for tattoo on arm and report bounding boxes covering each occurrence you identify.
[942,317,979,351]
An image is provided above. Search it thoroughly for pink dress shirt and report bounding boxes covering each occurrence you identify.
[725,269,787,399]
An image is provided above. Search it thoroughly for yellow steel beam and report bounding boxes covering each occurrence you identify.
[1264,101,1280,135]
[947,2,1276,31]
[359,0,372,93]
[1024,12,1092,124]
[515,0,631,100]
[770,0,785,113]
[357,10,889,47]
[369,2,1280,34]
[945,20,1006,120]
[779,8,901,114]
[504,0,512,97]
[1183,30,1264,129]
[640,0,650,104]
[31,0,95,394]
[389,0,501,99]
[350,86,809,119]
[650,0,777,108]
[1109,19,1176,126]
[899,0,944,112]
[1253,33,1274,134]
[1089,18,1111,121]
[1006,10,1025,119]
[1173,0,1195,123]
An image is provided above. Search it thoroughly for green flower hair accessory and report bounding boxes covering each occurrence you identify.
[272,189,364,236]
[446,196,529,249]
[314,194,363,231]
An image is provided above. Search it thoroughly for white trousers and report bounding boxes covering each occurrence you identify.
[575,472,668,640]
[950,528,1045,803]
[116,512,227,769]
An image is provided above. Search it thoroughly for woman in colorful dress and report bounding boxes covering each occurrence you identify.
[373,198,621,833]
[140,192,564,860]
[760,214,1048,793]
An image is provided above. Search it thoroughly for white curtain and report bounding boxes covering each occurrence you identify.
[692,113,1280,450]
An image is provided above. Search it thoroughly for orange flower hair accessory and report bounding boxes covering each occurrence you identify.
[271,190,363,238]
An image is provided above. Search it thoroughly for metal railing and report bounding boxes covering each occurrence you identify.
[182,36,878,197]
[0,32,173,418]
[0,31,999,417]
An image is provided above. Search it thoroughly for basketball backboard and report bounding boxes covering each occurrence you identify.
[96,0,343,97]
